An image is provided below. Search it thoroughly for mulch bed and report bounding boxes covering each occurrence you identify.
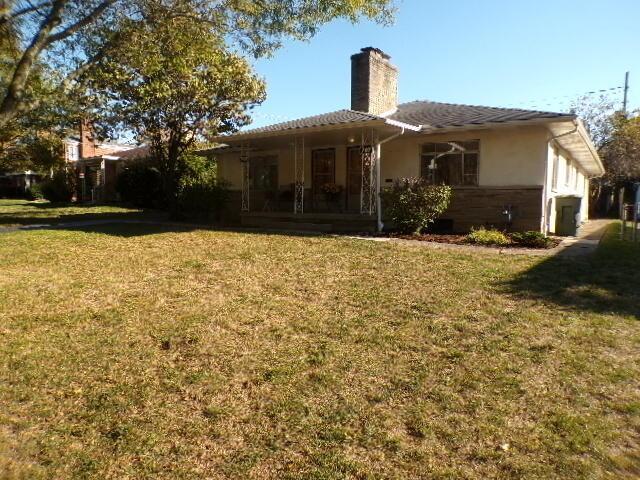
[379,232,562,250]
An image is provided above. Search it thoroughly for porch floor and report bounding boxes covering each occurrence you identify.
[240,211,377,233]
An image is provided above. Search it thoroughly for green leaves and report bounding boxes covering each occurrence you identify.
[381,178,452,234]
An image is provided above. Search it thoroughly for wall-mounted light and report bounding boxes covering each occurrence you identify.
[347,135,355,143]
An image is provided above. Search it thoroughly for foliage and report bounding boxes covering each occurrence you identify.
[176,154,230,220]
[86,5,266,210]
[511,230,552,248]
[115,161,162,208]
[0,0,394,128]
[599,114,640,184]
[571,95,640,214]
[177,181,230,221]
[381,178,452,234]
[320,182,343,202]
[570,94,618,150]
[25,183,44,200]
[0,132,65,173]
[41,169,75,202]
[466,227,510,246]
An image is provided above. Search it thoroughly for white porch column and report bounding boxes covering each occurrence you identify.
[376,142,383,232]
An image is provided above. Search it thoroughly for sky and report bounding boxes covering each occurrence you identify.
[246,0,639,129]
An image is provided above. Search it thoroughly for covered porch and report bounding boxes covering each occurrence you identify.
[209,120,416,232]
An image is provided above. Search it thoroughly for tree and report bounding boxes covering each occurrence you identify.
[571,94,640,214]
[0,0,394,128]
[87,3,266,210]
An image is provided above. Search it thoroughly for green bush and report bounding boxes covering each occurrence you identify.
[177,180,230,220]
[116,162,163,208]
[466,227,510,246]
[381,178,452,234]
[511,230,552,248]
[41,169,75,202]
[25,183,44,200]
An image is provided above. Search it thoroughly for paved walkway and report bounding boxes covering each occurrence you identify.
[555,219,614,257]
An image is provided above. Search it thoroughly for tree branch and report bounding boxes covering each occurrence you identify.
[45,0,116,45]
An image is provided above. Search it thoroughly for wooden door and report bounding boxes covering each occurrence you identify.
[311,149,335,211]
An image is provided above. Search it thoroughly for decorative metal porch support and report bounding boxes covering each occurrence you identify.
[360,129,378,215]
[240,143,250,212]
[293,137,305,214]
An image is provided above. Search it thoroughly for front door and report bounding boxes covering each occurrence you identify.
[311,149,335,211]
[346,147,362,213]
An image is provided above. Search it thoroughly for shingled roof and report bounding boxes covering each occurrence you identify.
[241,109,383,135]
[388,101,574,129]
[232,100,574,139]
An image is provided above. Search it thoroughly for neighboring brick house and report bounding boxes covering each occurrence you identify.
[66,121,148,202]
[205,47,604,235]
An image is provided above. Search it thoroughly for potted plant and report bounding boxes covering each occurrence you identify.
[320,183,343,211]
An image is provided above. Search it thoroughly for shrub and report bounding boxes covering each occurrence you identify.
[466,227,510,246]
[116,162,162,208]
[177,180,230,220]
[381,178,452,234]
[25,183,44,200]
[511,230,553,248]
[41,169,75,202]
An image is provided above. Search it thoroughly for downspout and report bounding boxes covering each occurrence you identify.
[376,127,405,232]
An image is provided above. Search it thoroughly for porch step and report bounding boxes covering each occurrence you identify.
[240,212,376,233]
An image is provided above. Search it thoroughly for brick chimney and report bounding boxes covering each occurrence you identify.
[79,120,96,159]
[350,47,398,115]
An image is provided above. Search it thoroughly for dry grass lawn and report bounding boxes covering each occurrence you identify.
[0,200,639,479]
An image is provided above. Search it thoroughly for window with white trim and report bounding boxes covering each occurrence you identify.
[420,140,479,186]
[564,158,571,186]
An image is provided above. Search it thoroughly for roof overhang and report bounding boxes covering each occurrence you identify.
[548,118,604,177]
[207,117,419,146]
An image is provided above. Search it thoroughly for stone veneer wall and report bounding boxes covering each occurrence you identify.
[442,186,543,232]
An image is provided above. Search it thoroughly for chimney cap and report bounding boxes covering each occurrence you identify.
[352,46,392,60]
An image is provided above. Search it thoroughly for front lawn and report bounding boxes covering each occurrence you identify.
[0,210,638,478]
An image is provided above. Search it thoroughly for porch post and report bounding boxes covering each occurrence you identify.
[360,129,377,216]
[293,137,305,214]
[240,143,250,212]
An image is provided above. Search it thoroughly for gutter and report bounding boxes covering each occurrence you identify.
[376,127,406,232]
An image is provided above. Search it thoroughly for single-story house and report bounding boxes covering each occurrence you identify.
[205,47,604,234]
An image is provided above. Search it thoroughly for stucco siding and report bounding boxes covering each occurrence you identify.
[543,141,590,234]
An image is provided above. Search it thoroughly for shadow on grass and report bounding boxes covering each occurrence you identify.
[504,223,640,319]
[60,222,328,239]
[0,201,165,227]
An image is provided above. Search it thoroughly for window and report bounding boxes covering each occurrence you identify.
[420,140,479,186]
[564,158,571,186]
[249,155,278,191]
[574,168,580,190]
[551,149,559,191]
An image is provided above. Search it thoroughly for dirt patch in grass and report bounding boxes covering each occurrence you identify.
[0,218,638,479]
